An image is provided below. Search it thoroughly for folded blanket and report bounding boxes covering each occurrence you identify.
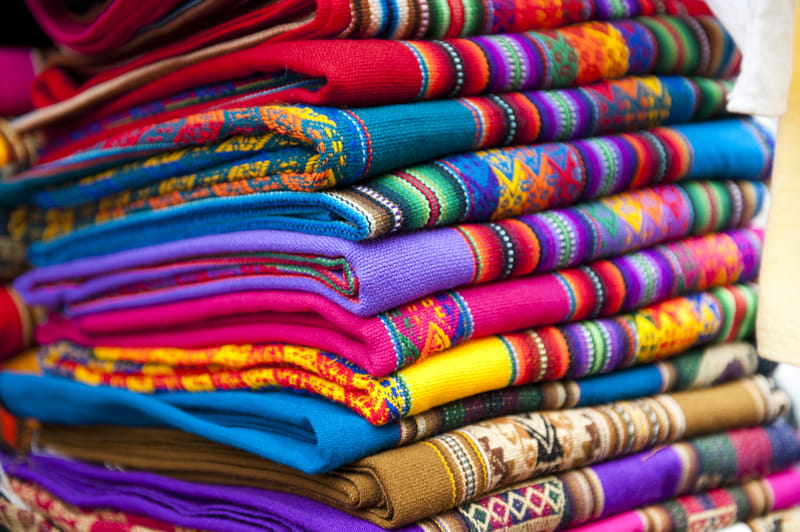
[43,376,784,529]
[19,118,774,266]
[15,179,765,317]
[569,468,800,532]
[13,75,736,207]
[0,47,37,117]
[12,14,734,142]
[41,421,798,531]
[0,286,34,361]
[415,422,800,531]
[36,230,762,376]
[37,286,758,424]
[0,338,764,474]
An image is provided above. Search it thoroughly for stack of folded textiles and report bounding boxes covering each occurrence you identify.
[1,0,799,531]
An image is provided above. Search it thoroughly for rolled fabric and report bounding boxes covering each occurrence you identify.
[35,230,762,376]
[14,179,766,317]
[7,75,737,205]
[0,335,766,474]
[13,14,736,141]
[37,287,757,425]
[569,468,800,532]
[18,119,774,266]
[35,376,786,529]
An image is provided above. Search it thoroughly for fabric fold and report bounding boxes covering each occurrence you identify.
[35,230,763,376]
[0,339,765,474]
[13,14,736,142]
[18,118,774,265]
[15,179,766,317]
[7,75,735,205]
[36,286,758,424]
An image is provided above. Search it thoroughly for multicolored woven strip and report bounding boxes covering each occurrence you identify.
[14,13,736,156]
[36,284,757,425]
[15,179,766,318]
[34,230,763,377]
[570,468,800,532]
[0,337,764,475]
[14,75,733,204]
[417,422,800,531]
[18,118,773,266]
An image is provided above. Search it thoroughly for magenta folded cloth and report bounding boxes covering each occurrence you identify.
[24,0,186,55]
[0,48,36,116]
[36,229,762,376]
[15,180,766,318]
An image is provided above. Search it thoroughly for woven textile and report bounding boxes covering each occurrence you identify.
[102,377,783,528]
[35,230,762,376]
[419,425,800,531]
[15,179,766,317]
[36,287,757,425]
[0,286,34,362]
[35,421,800,532]
[0,47,36,116]
[0,338,766,474]
[570,468,800,532]
[19,118,773,267]
[16,14,735,143]
[7,75,735,207]
[3,478,195,532]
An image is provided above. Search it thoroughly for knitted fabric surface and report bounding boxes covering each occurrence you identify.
[18,118,774,266]
[569,468,800,532]
[0,338,766,475]
[84,377,784,528]
[34,229,763,377]
[414,422,800,531]
[14,178,766,318]
[36,285,757,425]
[6,75,734,206]
[30,422,800,532]
[17,13,734,142]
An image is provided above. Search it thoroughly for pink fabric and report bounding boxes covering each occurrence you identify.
[24,0,186,54]
[770,468,800,510]
[0,48,35,116]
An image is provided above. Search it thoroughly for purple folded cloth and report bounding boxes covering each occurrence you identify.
[15,180,765,317]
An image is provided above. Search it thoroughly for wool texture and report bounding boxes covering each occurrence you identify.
[0,338,764,474]
[34,230,763,376]
[14,179,766,317]
[36,286,757,424]
[16,118,773,266]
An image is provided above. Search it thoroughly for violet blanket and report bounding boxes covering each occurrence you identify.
[35,230,762,376]
[15,179,766,317]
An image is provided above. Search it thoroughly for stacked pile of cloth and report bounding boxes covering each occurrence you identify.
[1,0,800,531]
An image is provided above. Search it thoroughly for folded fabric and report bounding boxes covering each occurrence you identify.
[2,478,191,532]
[0,286,34,361]
[63,376,784,528]
[37,285,757,424]
[8,75,736,206]
[0,338,765,474]
[36,229,762,376]
[14,14,735,142]
[35,0,701,74]
[19,118,774,266]
[15,179,766,317]
[569,468,800,532]
[0,47,36,116]
[728,508,800,532]
[31,421,799,532]
[414,422,800,531]
[24,0,188,55]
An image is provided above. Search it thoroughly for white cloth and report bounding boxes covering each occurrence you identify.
[706,0,796,116]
